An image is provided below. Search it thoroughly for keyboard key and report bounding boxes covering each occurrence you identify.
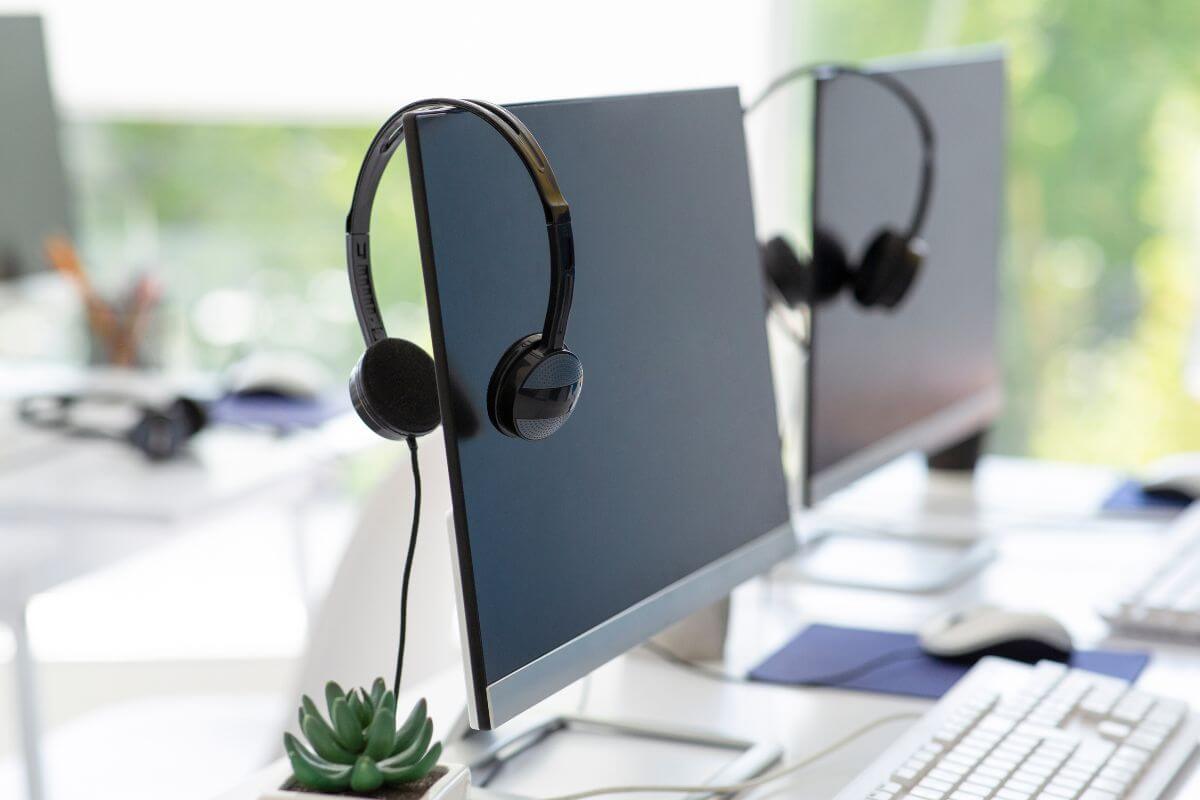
[840,661,1193,800]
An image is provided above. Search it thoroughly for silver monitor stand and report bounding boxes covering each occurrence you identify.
[441,513,780,798]
[443,711,780,800]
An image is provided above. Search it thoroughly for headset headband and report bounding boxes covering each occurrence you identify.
[345,98,575,350]
[744,64,936,239]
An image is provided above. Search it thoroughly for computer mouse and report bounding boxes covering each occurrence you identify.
[1139,453,1200,502]
[918,605,1073,664]
[224,351,331,400]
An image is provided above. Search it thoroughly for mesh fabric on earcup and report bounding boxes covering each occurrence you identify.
[512,351,583,441]
[359,338,441,436]
[523,351,584,390]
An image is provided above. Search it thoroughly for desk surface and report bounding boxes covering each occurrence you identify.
[218,456,1200,800]
[0,361,378,609]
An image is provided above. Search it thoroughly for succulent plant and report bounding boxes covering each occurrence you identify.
[283,678,442,795]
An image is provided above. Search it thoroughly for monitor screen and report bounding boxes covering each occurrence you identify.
[406,88,794,728]
[805,51,1006,503]
[0,16,72,280]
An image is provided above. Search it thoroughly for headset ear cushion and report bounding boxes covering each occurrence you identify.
[129,408,186,461]
[761,236,807,307]
[761,232,849,307]
[165,397,208,436]
[810,228,850,303]
[350,338,441,439]
[853,229,924,309]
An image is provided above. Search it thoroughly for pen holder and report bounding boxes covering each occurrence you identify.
[82,291,162,368]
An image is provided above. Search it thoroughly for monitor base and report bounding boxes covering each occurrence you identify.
[783,527,995,593]
[443,710,781,799]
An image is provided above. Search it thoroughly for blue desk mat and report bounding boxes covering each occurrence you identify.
[749,624,1150,700]
[1101,479,1190,513]
[208,392,348,431]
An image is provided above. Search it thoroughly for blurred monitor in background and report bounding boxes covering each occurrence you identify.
[804,50,1006,503]
[0,15,73,282]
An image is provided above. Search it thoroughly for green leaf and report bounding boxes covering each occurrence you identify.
[348,689,370,727]
[301,695,322,723]
[351,755,385,793]
[380,719,432,769]
[284,733,353,792]
[380,741,442,785]
[324,681,346,719]
[380,689,397,716]
[370,677,387,707]
[364,706,396,761]
[390,698,428,756]
[302,710,357,764]
[331,696,364,751]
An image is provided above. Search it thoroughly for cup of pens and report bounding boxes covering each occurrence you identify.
[44,236,163,368]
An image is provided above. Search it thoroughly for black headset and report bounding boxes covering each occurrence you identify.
[746,64,936,310]
[345,98,582,442]
[18,392,208,461]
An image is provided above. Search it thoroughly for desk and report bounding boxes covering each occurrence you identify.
[217,456,1200,800]
[0,362,379,800]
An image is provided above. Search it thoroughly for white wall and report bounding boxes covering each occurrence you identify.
[2,0,774,121]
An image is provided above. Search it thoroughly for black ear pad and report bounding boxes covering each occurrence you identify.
[126,397,207,461]
[761,232,849,308]
[129,407,187,461]
[350,338,441,440]
[488,334,583,441]
[761,236,807,307]
[165,397,208,436]
[852,228,926,309]
[810,228,851,303]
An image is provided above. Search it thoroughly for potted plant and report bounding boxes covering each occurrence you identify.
[262,678,468,800]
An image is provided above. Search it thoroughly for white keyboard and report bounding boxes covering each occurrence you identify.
[1106,510,1200,640]
[835,657,1197,800]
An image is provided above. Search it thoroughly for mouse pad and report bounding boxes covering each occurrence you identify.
[1101,479,1190,513]
[748,624,1150,700]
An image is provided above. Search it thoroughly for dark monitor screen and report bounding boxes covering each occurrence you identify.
[0,16,72,280]
[806,51,1006,503]
[406,88,793,728]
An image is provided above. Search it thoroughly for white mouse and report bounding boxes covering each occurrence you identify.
[919,605,1073,664]
[224,351,331,401]
[1139,453,1200,501]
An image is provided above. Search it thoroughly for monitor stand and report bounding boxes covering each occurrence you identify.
[440,512,780,797]
[442,709,780,799]
[784,526,996,593]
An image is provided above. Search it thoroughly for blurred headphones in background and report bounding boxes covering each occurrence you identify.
[747,64,936,311]
[17,392,208,461]
[344,98,582,442]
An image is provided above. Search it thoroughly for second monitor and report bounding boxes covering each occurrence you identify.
[805,49,1006,504]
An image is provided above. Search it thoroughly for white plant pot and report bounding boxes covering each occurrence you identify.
[257,760,469,800]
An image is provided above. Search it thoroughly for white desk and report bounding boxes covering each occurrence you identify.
[218,456,1200,800]
[0,362,380,800]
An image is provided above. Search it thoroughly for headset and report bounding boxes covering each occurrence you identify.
[746,64,936,311]
[345,98,582,442]
[17,392,208,461]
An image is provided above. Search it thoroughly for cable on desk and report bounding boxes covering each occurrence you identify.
[393,434,422,697]
[538,711,921,800]
[642,640,927,689]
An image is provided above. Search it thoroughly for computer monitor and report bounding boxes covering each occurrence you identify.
[804,50,1006,504]
[405,88,794,729]
[0,15,72,281]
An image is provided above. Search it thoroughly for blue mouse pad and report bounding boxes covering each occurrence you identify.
[749,624,1150,700]
[1101,479,1189,513]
